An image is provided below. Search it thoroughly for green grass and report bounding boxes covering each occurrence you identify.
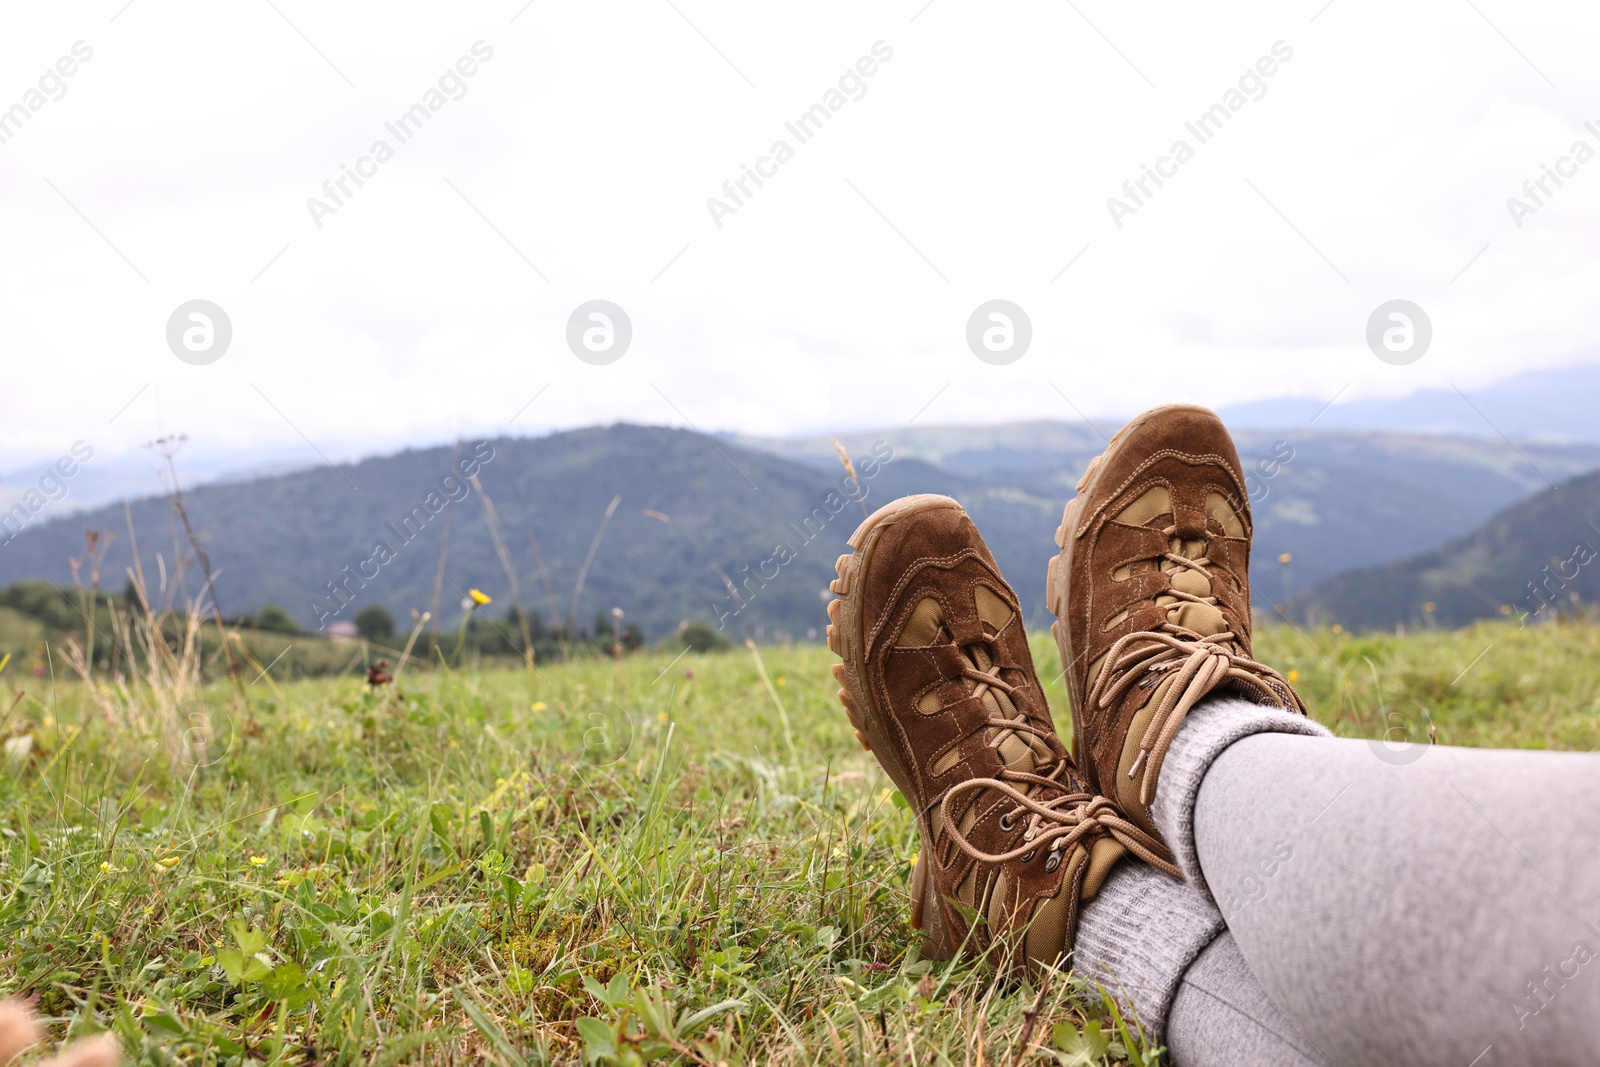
[1,620,1596,1065]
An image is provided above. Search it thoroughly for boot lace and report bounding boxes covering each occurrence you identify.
[1086,525,1305,805]
[936,633,1181,879]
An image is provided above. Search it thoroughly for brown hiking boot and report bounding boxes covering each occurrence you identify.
[827,494,1173,974]
[1045,406,1307,863]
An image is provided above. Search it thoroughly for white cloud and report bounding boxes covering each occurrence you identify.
[2,0,1598,472]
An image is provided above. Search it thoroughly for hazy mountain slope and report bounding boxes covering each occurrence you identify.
[1216,362,1600,442]
[1304,469,1600,629]
[0,427,884,642]
[1240,432,1600,592]
[735,422,1600,591]
[0,425,1079,643]
[7,421,1600,644]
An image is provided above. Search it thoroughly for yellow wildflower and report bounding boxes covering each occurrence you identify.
[249,855,267,867]
[469,588,492,606]
[1288,669,1301,684]
[531,701,547,712]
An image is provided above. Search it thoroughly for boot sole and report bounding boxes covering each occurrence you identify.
[1046,404,1216,789]
[828,492,963,946]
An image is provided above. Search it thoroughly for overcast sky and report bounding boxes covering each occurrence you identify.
[3,0,1599,473]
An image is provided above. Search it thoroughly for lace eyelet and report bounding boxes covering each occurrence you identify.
[998,812,1017,832]
[1044,850,1063,872]
[1021,850,1035,863]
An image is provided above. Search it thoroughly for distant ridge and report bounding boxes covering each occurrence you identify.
[3,419,1600,643]
[1304,468,1600,630]
[1215,362,1600,443]
[0,426,1060,642]
[734,421,1600,595]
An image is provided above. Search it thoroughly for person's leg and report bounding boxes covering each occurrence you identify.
[1152,696,1600,1067]
[1075,862,1333,1065]
[826,494,1330,1064]
[1167,929,1332,1067]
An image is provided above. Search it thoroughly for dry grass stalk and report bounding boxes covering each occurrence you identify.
[832,438,869,519]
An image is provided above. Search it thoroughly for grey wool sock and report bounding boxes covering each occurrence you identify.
[1147,696,1331,906]
[1073,694,1332,1046]
[1073,861,1225,1043]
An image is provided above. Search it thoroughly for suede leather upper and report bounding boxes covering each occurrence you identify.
[831,496,1126,972]
[1049,407,1306,852]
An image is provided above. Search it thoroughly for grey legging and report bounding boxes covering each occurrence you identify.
[1189,728,1600,1066]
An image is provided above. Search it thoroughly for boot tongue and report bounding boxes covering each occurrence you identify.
[1156,535,1229,638]
[964,642,1042,773]
[966,585,1051,775]
[900,590,1051,777]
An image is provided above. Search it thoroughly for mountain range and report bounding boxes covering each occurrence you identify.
[1303,470,1600,629]
[9,363,1600,524]
[1212,363,1600,442]
[3,417,1599,641]
[732,422,1600,598]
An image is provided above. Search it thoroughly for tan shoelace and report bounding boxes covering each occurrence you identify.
[931,625,1050,783]
[1087,534,1305,805]
[957,659,1039,757]
[934,632,1182,879]
[940,772,1181,878]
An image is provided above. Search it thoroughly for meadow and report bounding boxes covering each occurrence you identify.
[1,619,1597,1066]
